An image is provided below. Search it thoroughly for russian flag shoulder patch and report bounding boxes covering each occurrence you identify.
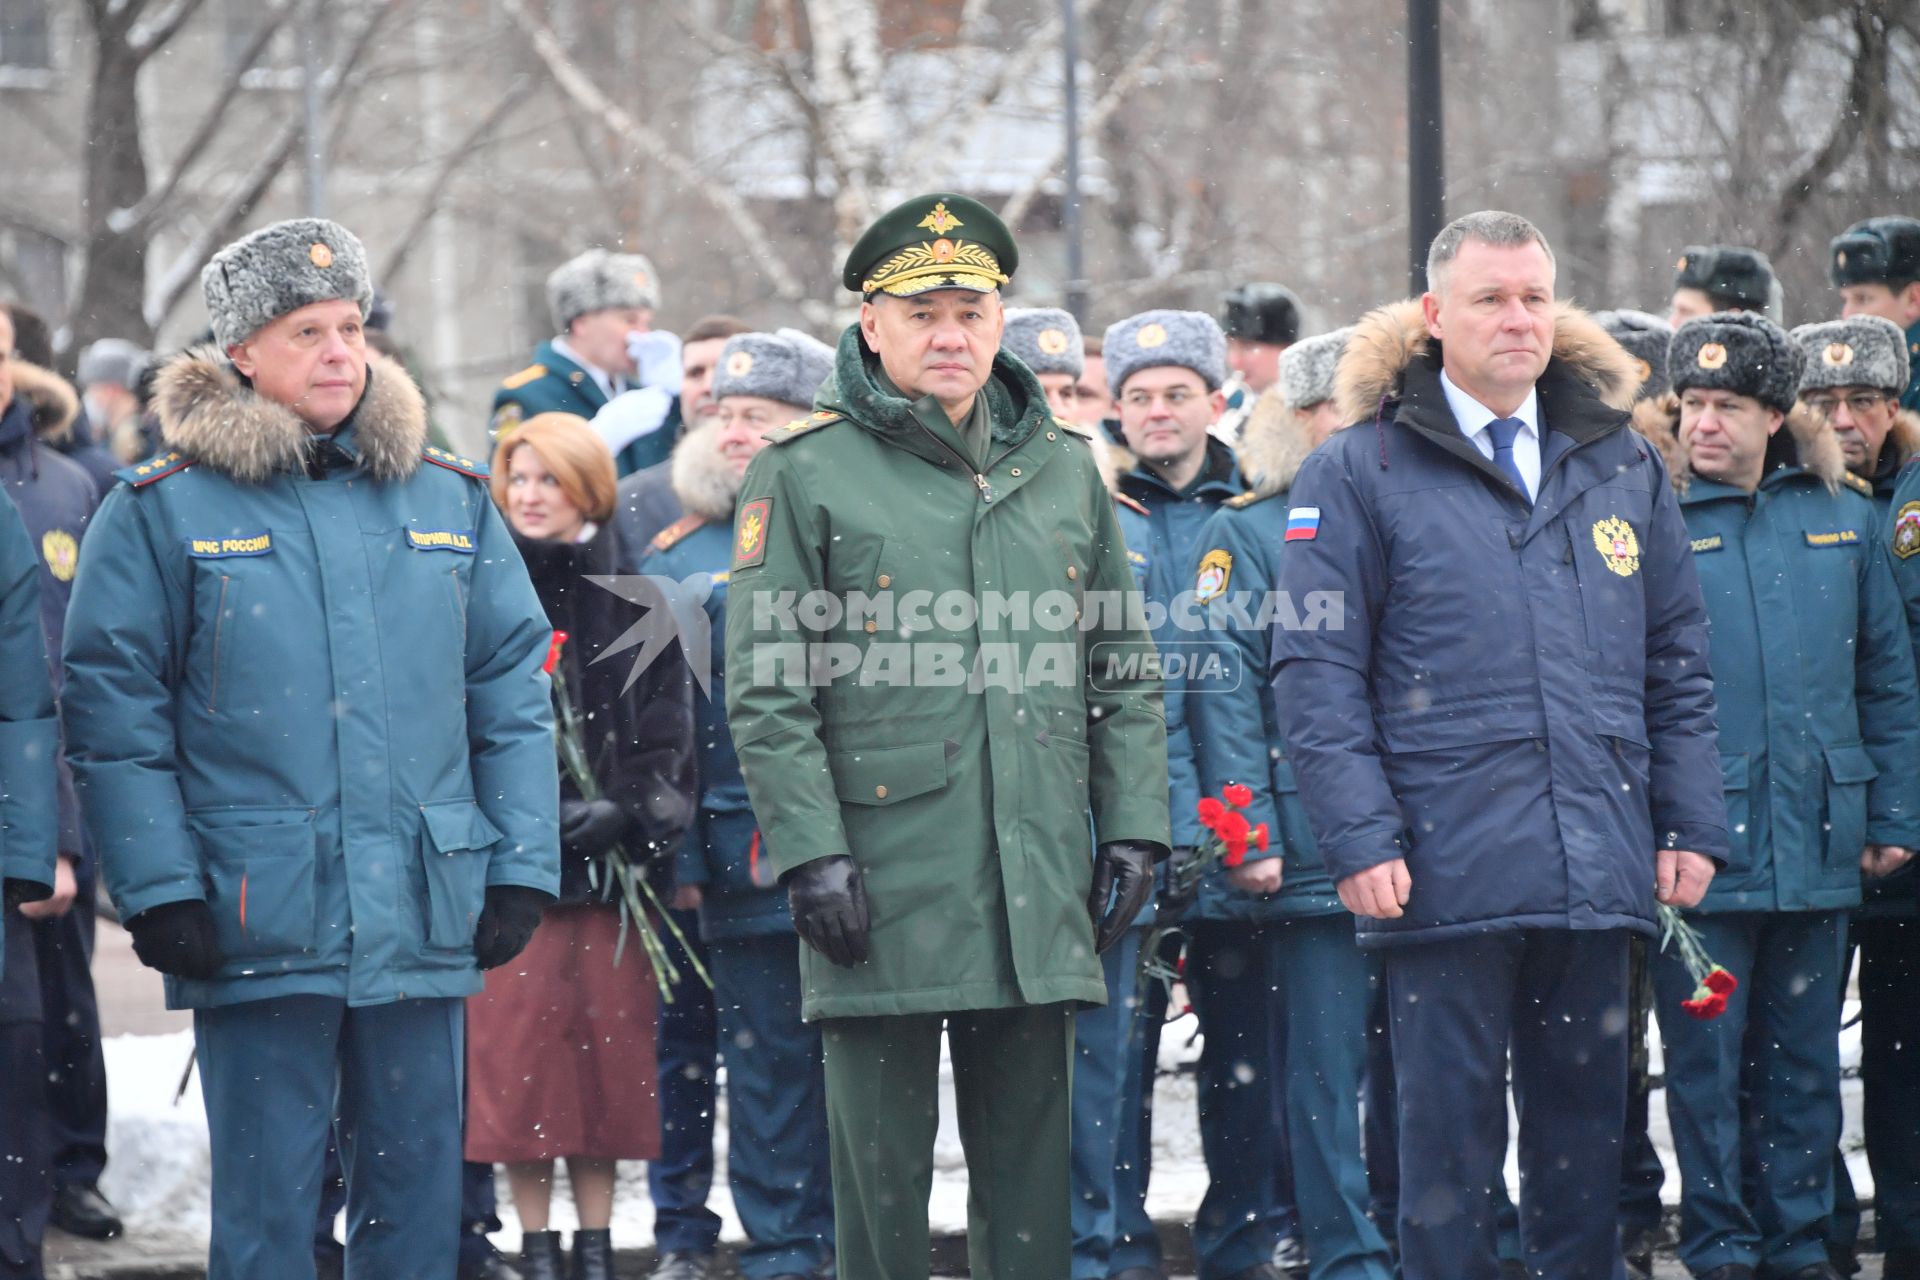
[1284,506,1321,542]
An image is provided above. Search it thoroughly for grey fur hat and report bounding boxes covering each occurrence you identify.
[1002,308,1084,378]
[1276,327,1353,411]
[76,337,150,391]
[201,218,372,348]
[1790,316,1911,397]
[1670,311,1802,412]
[711,329,835,411]
[1593,309,1673,402]
[1103,309,1227,397]
[546,249,660,334]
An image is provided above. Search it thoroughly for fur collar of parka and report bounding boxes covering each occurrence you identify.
[153,345,427,485]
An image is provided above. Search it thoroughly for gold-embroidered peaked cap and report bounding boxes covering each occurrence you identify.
[843,193,1018,298]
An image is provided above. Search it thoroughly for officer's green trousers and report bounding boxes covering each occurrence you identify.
[821,1002,1074,1280]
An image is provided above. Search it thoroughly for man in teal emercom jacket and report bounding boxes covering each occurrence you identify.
[61,219,559,1280]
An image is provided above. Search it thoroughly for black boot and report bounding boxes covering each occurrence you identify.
[570,1229,613,1280]
[519,1230,566,1280]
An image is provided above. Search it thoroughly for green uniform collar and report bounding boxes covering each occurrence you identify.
[816,325,1053,467]
[873,367,992,467]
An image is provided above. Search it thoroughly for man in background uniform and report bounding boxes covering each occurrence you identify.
[1218,284,1302,443]
[1831,217,1920,412]
[1668,245,1780,328]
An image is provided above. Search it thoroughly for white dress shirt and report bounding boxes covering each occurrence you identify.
[550,335,625,403]
[1440,368,1542,501]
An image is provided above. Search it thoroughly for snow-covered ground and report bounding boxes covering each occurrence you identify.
[96,1005,1873,1250]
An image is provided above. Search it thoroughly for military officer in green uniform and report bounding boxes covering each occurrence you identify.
[492,249,681,472]
[723,193,1171,1280]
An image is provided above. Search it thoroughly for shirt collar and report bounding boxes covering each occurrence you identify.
[550,335,618,398]
[1440,367,1540,441]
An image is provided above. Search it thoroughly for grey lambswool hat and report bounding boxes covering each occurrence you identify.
[1594,309,1674,403]
[1670,311,1803,413]
[1790,316,1911,398]
[201,218,372,349]
[711,329,835,411]
[547,249,661,334]
[1103,310,1228,398]
[1276,327,1354,411]
[1002,308,1085,379]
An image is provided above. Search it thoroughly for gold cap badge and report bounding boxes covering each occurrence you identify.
[309,242,334,268]
[1676,255,1689,270]
[1038,328,1070,355]
[1696,342,1728,371]
[1633,358,1652,384]
[1823,342,1855,367]
[1136,323,1168,350]
[918,202,963,235]
[726,350,754,377]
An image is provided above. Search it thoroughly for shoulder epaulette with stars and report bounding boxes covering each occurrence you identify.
[766,410,843,445]
[1115,493,1149,516]
[115,450,192,488]
[1842,470,1873,497]
[422,446,489,478]
[1225,488,1275,509]
[649,514,708,552]
[500,364,547,391]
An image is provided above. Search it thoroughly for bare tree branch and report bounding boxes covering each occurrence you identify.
[379,76,534,283]
[499,0,830,324]
[129,0,211,61]
[1770,6,1889,254]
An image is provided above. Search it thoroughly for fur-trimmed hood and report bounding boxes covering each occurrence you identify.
[153,345,427,485]
[669,418,744,523]
[1888,408,1920,474]
[1234,388,1314,499]
[10,360,79,445]
[1334,299,1640,429]
[1631,392,1847,496]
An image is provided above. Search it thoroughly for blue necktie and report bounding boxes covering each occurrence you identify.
[1487,417,1530,502]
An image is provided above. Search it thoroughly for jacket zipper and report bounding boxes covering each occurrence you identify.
[912,419,1040,503]
[209,574,231,711]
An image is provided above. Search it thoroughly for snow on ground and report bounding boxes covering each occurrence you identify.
[96,1003,1872,1249]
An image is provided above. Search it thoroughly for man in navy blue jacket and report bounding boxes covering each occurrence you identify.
[1273,211,1729,1280]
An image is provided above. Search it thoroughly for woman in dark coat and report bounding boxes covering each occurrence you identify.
[467,412,696,1280]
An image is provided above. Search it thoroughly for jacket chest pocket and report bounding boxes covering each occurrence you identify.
[187,533,311,715]
[1569,496,1652,670]
[1719,753,1751,874]
[1820,744,1878,870]
[191,809,318,961]
[419,798,504,949]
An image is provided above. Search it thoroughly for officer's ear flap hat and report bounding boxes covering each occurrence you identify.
[1673,245,1776,314]
[1276,326,1355,412]
[201,218,372,349]
[1669,311,1803,413]
[1102,310,1228,398]
[1002,308,1084,379]
[1790,316,1911,398]
[843,193,1016,298]
[547,249,661,334]
[711,329,836,410]
[1830,216,1920,288]
[1593,309,1674,403]
[1222,283,1303,347]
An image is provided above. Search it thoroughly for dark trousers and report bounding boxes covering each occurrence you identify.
[651,908,721,1257]
[1653,910,1847,1276]
[1187,921,1284,1280]
[1364,979,1398,1241]
[1387,928,1631,1280]
[1277,915,1394,1280]
[1619,934,1666,1240]
[1071,925,1147,1280]
[709,935,834,1280]
[1,909,49,1280]
[196,994,464,1280]
[29,895,107,1191]
[1111,934,1169,1276]
[822,1003,1074,1280]
[1858,916,1920,1255]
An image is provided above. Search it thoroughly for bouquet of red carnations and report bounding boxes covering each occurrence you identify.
[1657,902,1737,1019]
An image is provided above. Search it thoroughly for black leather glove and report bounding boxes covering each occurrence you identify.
[1089,841,1164,955]
[560,798,631,861]
[472,885,552,970]
[3,877,51,910]
[785,855,870,968]
[128,899,224,980]
[1158,846,1201,915]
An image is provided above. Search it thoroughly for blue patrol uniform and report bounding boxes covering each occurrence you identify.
[1185,451,1395,1280]
[1273,304,1727,1280]
[644,499,835,1280]
[1645,399,1920,1276]
[0,486,59,1280]
[62,351,559,1280]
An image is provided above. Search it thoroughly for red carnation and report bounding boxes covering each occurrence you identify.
[1251,823,1270,852]
[1223,783,1254,809]
[1682,986,1729,1020]
[1216,811,1251,843]
[543,630,570,675]
[1224,838,1248,868]
[1197,797,1226,830]
[1703,967,1737,996]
